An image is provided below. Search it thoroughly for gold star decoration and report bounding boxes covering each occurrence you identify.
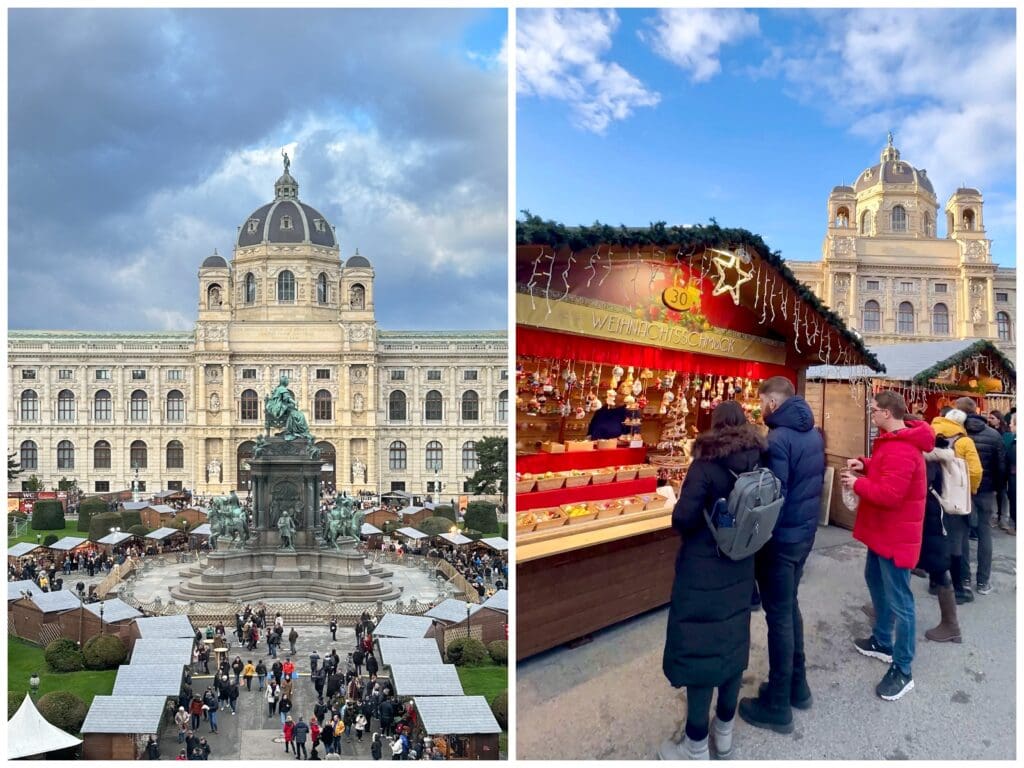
[708,248,753,305]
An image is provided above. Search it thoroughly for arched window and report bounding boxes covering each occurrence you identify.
[389,441,407,470]
[498,390,508,423]
[94,440,111,469]
[947,211,955,235]
[923,211,934,237]
[130,440,148,469]
[425,441,443,470]
[862,300,881,332]
[462,441,479,471]
[166,390,185,422]
[207,283,223,309]
[461,390,480,421]
[244,272,256,304]
[860,210,872,235]
[20,440,38,471]
[897,301,915,334]
[20,390,38,421]
[240,389,259,421]
[835,206,850,227]
[57,440,75,470]
[388,390,407,421]
[932,303,949,336]
[130,390,149,422]
[424,390,443,422]
[57,389,76,422]
[166,440,184,469]
[317,272,328,305]
[891,205,907,232]
[314,389,333,421]
[277,270,295,302]
[997,311,1012,341]
[94,390,112,421]
[963,209,975,231]
[350,283,365,310]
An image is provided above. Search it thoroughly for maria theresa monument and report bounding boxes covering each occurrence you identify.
[8,155,508,499]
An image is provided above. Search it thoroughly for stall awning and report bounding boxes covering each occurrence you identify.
[389,664,464,697]
[7,693,82,758]
[437,532,473,546]
[47,536,89,551]
[478,536,509,552]
[134,614,195,638]
[395,527,427,540]
[373,613,435,638]
[96,531,136,546]
[84,598,142,623]
[81,695,167,734]
[8,543,40,558]
[145,527,179,540]
[361,522,383,535]
[190,523,212,536]
[378,638,443,666]
[415,696,502,735]
[425,598,482,624]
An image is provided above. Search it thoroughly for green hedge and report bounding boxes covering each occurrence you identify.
[88,512,122,542]
[487,640,508,665]
[128,524,150,537]
[44,638,85,673]
[119,509,143,530]
[9,690,26,718]
[76,497,108,533]
[464,501,498,535]
[31,500,65,531]
[446,637,489,667]
[419,516,457,536]
[433,505,457,522]
[462,528,483,541]
[490,689,507,730]
[37,691,88,734]
[43,534,59,546]
[82,633,127,670]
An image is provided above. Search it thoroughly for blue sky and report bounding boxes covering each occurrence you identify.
[517,8,1016,267]
[8,8,507,331]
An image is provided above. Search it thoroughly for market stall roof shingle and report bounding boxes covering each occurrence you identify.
[373,613,435,638]
[190,523,212,536]
[361,522,383,535]
[7,579,37,601]
[134,614,195,638]
[130,637,195,667]
[146,504,176,515]
[478,536,509,552]
[7,693,82,759]
[807,338,1015,384]
[389,664,465,697]
[96,531,136,546]
[80,695,167,734]
[47,536,90,551]
[8,542,41,558]
[145,527,180,540]
[425,598,482,624]
[378,638,443,666]
[84,598,143,623]
[437,532,473,546]
[26,589,82,614]
[395,527,428,540]
[398,506,429,518]
[121,501,150,511]
[481,589,508,613]
[414,695,502,735]
[112,663,186,697]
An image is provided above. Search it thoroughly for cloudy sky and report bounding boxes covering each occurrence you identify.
[518,8,1016,268]
[8,8,507,332]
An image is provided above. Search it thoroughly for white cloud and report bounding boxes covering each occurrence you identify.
[517,9,660,134]
[641,8,760,82]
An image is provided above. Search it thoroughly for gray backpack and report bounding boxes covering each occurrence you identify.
[704,467,784,560]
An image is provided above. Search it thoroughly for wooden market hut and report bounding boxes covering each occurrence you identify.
[806,338,1016,528]
[413,695,502,760]
[7,542,42,568]
[396,505,433,528]
[377,637,443,668]
[111,663,186,702]
[139,504,178,529]
[132,614,196,642]
[143,526,188,552]
[365,507,400,530]
[436,532,474,550]
[389,663,465,697]
[437,590,508,649]
[56,597,142,648]
[80,695,167,760]
[373,613,435,639]
[95,530,140,556]
[129,637,195,669]
[45,536,95,565]
[9,589,82,644]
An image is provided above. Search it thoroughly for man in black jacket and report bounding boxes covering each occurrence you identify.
[739,377,825,735]
[956,397,1006,594]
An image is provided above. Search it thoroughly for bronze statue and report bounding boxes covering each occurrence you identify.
[208,495,248,549]
[277,507,296,551]
[264,374,312,440]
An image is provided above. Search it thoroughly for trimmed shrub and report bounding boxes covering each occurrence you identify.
[487,640,508,665]
[446,636,489,667]
[169,517,192,531]
[44,638,85,673]
[82,633,128,670]
[43,534,59,546]
[461,528,483,541]
[88,512,122,542]
[37,691,88,734]
[419,516,456,537]
[76,497,108,533]
[432,505,457,522]
[9,509,28,519]
[490,689,507,730]
[119,509,143,530]
[128,524,150,537]
[499,523,508,540]
[31,500,65,531]
[464,501,498,534]
[9,690,26,718]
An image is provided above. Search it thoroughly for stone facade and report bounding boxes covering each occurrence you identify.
[787,136,1015,357]
[9,164,507,497]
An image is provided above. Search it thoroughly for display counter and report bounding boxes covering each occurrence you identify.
[517,447,647,474]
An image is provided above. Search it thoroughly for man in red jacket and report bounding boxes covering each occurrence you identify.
[841,390,934,702]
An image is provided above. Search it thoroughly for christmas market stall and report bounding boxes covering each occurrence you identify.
[412,695,502,760]
[806,338,1016,528]
[514,216,882,659]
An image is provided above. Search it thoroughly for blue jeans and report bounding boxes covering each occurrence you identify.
[961,492,994,585]
[209,710,218,732]
[258,674,266,691]
[864,551,915,676]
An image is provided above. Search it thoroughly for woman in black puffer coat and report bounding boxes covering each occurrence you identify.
[661,401,764,760]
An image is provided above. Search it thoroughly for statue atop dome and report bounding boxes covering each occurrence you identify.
[282,148,291,174]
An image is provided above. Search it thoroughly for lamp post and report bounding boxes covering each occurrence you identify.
[466,603,471,639]
[29,673,40,698]
[99,600,105,635]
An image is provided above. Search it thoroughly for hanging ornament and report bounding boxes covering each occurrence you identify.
[707,247,754,305]
[574,406,586,420]
[632,379,643,396]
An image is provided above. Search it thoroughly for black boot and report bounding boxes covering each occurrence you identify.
[738,690,794,734]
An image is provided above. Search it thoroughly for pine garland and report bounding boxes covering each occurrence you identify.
[517,212,883,372]
[910,339,1016,385]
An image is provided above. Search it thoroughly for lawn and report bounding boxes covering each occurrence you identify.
[8,635,116,708]
[8,520,82,546]
[456,663,507,704]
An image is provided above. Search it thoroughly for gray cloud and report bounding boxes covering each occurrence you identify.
[8,8,507,331]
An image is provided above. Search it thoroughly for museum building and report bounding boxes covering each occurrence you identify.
[787,136,1016,356]
[8,162,508,498]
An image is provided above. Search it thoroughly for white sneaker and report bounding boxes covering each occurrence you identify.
[711,716,735,759]
[658,735,710,760]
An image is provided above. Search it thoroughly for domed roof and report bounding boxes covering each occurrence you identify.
[853,135,934,195]
[201,250,228,268]
[831,185,854,195]
[236,153,337,249]
[955,187,981,196]
[346,253,371,268]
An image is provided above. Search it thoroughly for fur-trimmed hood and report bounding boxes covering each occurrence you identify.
[693,424,768,461]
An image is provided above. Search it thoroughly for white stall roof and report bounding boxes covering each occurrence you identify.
[481,589,508,613]
[135,614,195,638]
[145,527,179,540]
[361,522,383,535]
[84,598,143,623]
[190,523,212,536]
[47,536,89,551]
[8,694,82,758]
[415,696,502,735]
[390,664,464,696]
[147,504,175,514]
[395,527,427,540]
[7,579,37,601]
[113,664,185,697]
[96,531,136,546]
[479,536,509,552]
[437,532,472,546]
[121,501,150,511]
[27,590,82,614]
[378,638,443,667]
[373,613,435,638]
[81,695,167,734]
[425,599,481,624]
[130,637,195,667]
[8,543,40,558]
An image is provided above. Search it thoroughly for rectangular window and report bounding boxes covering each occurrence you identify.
[58,368,73,380]
[95,369,111,380]
[390,370,406,381]
[900,281,913,291]
[996,292,1008,303]
[390,481,406,493]
[866,280,880,290]
[136,481,146,493]
[500,369,508,380]
[279,369,293,381]
[21,370,36,380]
[463,481,474,493]
[316,369,331,380]
[167,369,183,381]
[935,283,947,293]
[242,368,257,379]
[427,370,442,381]
[94,481,110,493]
[132,369,147,380]
[464,370,478,381]
[427,481,442,493]
[167,480,183,491]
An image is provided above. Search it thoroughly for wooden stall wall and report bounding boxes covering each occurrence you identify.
[805,381,869,530]
[82,733,139,761]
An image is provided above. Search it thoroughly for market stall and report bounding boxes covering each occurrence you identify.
[46,536,96,565]
[806,338,1016,528]
[515,217,882,659]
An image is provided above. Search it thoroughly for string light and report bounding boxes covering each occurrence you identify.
[559,251,576,301]
[585,247,599,288]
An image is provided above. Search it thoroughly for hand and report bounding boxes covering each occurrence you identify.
[846,458,864,472]
[840,471,857,491]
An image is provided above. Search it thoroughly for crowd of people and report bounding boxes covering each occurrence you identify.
[658,376,1014,760]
